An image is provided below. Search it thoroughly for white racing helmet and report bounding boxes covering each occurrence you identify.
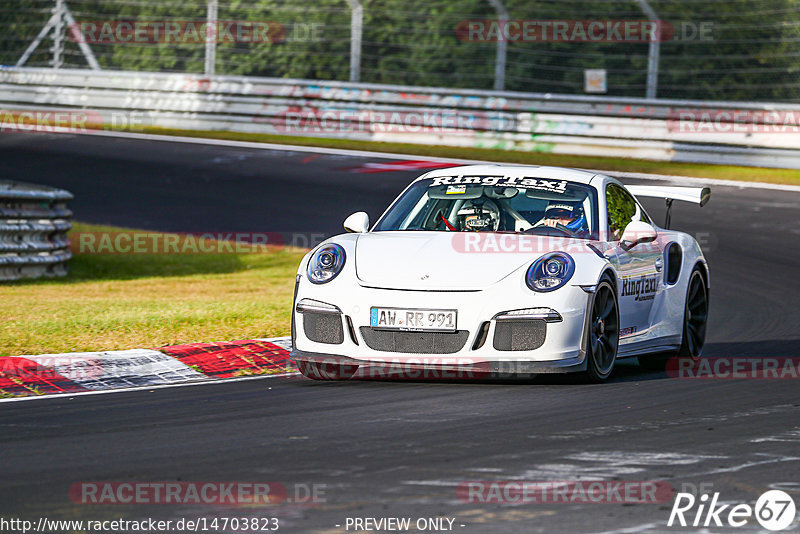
[457,198,500,231]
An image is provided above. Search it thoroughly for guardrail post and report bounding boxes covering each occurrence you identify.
[487,0,508,91]
[345,0,363,82]
[635,0,660,100]
[205,0,218,76]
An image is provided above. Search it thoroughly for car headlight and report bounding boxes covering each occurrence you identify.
[526,252,575,292]
[307,243,346,284]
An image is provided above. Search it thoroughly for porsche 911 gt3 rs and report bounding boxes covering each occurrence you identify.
[291,165,710,382]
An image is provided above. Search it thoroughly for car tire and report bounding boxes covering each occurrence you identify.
[638,267,708,371]
[676,268,709,359]
[583,278,620,382]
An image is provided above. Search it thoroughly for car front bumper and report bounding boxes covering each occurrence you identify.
[291,348,587,379]
[292,278,594,376]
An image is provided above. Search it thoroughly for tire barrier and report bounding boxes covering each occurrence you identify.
[0,179,73,281]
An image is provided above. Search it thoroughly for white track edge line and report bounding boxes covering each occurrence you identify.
[0,371,299,404]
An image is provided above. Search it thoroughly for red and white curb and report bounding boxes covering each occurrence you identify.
[0,337,295,402]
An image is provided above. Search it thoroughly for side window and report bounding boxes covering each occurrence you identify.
[606,184,638,240]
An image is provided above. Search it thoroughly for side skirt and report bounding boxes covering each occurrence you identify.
[617,336,681,358]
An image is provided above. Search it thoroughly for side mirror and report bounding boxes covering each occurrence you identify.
[343,212,369,233]
[620,220,657,250]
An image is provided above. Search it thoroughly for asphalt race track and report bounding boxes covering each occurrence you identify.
[1,132,799,533]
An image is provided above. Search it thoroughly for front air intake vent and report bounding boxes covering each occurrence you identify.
[303,312,344,344]
[493,320,546,351]
[359,328,469,354]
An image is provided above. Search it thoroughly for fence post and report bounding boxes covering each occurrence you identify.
[17,0,101,69]
[345,0,363,82]
[205,0,218,76]
[16,13,59,67]
[635,0,660,100]
[51,0,65,68]
[487,0,507,91]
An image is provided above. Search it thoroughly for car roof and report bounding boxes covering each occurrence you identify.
[414,164,603,185]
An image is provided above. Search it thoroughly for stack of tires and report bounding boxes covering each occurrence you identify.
[0,180,73,281]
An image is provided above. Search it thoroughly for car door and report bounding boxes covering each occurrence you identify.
[604,183,663,339]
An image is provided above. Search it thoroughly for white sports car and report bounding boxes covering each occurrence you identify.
[291,165,710,382]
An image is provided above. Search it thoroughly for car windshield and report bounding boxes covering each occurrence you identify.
[373,176,599,239]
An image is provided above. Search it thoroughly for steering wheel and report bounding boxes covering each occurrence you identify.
[529,222,579,237]
[554,223,580,237]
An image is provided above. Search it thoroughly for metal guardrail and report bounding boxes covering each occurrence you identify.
[1,67,799,168]
[0,180,73,281]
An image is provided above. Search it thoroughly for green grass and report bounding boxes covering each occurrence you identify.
[119,125,800,186]
[0,222,306,357]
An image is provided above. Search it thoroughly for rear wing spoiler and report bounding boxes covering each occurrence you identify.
[626,185,711,206]
[626,185,711,229]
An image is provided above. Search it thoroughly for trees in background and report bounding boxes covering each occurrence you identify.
[2,0,798,101]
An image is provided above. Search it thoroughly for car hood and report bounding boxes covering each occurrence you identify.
[354,231,587,290]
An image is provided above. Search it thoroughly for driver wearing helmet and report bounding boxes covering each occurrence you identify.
[457,198,501,231]
[534,201,589,236]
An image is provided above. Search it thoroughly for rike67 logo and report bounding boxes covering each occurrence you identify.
[668,490,796,531]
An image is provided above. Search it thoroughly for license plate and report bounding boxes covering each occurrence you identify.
[370,307,457,332]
